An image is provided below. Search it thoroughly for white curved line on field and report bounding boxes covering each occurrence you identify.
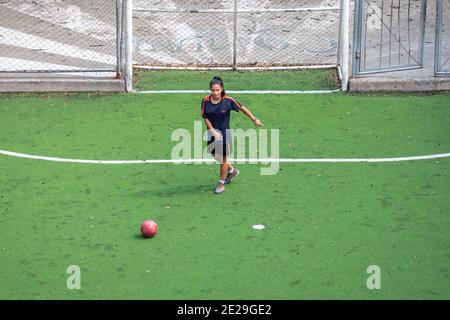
[0,149,449,164]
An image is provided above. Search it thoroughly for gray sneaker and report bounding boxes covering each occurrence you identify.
[225,169,239,184]
[214,183,225,194]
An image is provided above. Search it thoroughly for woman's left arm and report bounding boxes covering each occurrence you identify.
[239,105,264,127]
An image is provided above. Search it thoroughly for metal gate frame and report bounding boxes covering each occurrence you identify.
[353,0,427,75]
[435,0,450,76]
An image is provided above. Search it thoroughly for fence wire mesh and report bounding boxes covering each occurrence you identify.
[133,0,341,68]
[0,0,121,74]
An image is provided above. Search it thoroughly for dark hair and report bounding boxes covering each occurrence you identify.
[210,76,226,97]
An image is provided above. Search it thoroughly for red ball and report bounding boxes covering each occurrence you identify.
[140,220,158,238]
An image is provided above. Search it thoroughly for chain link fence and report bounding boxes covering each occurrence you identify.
[0,0,122,74]
[133,0,341,68]
[2,0,449,80]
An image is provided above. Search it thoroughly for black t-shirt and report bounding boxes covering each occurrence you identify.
[201,95,241,142]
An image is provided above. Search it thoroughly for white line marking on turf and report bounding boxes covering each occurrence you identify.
[0,149,449,164]
[138,90,341,94]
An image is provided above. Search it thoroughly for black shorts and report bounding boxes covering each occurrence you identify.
[207,136,232,157]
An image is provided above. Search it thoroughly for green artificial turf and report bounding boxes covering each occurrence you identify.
[0,88,449,299]
[135,69,339,91]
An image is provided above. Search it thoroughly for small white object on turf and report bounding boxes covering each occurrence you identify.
[252,224,265,230]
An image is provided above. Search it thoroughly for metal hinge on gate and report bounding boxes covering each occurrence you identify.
[355,51,361,60]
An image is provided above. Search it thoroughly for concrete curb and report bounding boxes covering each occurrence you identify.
[349,77,450,92]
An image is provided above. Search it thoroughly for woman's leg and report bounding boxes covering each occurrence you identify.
[213,154,226,194]
[220,158,229,181]
[213,145,235,193]
[215,146,236,182]
[214,154,228,181]
[225,143,234,171]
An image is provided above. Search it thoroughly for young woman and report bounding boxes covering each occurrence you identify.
[201,76,264,194]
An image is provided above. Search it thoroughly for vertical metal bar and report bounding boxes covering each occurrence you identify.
[125,0,133,92]
[360,0,367,71]
[418,0,427,67]
[380,0,385,68]
[389,0,393,66]
[408,0,411,64]
[337,0,343,64]
[352,0,362,75]
[339,0,350,90]
[397,0,401,65]
[435,0,442,75]
[116,0,120,77]
[363,3,369,70]
[233,0,237,69]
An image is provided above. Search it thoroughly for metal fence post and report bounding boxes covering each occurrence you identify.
[435,0,442,76]
[116,0,121,78]
[125,0,133,92]
[352,0,362,76]
[233,0,238,70]
[418,0,428,67]
[340,0,350,91]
